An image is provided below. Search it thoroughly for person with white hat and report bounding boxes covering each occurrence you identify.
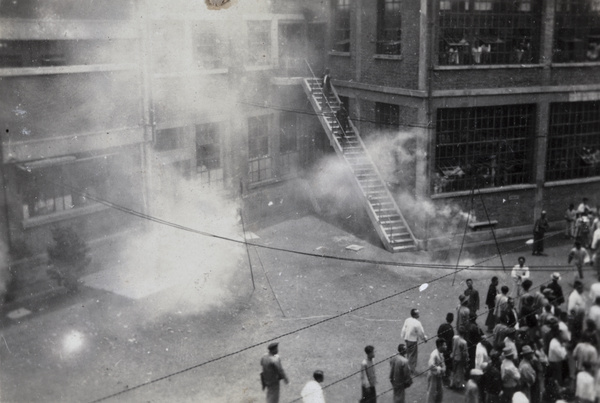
[546,273,565,307]
[464,368,483,403]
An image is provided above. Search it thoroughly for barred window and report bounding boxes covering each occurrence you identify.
[196,123,223,187]
[333,0,352,52]
[437,0,541,66]
[247,21,271,66]
[546,101,600,181]
[434,104,535,194]
[375,102,399,130]
[248,116,272,183]
[376,0,402,55]
[554,0,600,63]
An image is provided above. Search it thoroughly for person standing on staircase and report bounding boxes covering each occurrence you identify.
[322,68,332,99]
[336,106,350,141]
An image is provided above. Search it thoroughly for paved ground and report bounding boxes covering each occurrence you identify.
[0,214,592,402]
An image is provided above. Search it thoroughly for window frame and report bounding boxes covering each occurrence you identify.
[433,104,535,194]
[332,0,352,53]
[246,20,272,67]
[248,115,273,183]
[376,0,402,56]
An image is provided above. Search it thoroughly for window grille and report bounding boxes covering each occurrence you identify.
[546,101,600,181]
[279,112,298,176]
[434,104,535,194]
[248,116,273,183]
[554,0,600,63]
[376,0,402,55]
[333,0,352,52]
[437,0,541,66]
[247,21,271,66]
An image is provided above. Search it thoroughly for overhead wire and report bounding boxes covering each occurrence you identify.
[287,274,568,402]
[85,208,569,403]
[44,178,574,272]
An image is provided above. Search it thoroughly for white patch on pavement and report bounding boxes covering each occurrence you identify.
[346,244,364,251]
[419,283,429,292]
[7,307,31,319]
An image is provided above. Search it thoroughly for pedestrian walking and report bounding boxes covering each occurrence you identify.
[568,280,586,340]
[389,344,412,403]
[576,212,592,248]
[568,241,590,281]
[260,342,289,403]
[532,210,549,256]
[486,277,499,333]
[400,308,427,375]
[575,361,595,403]
[436,313,454,385]
[464,279,480,315]
[426,339,446,403]
[450,326,469,390]
[494,285,510,321]
[500,297,519,329]
[481,350,503,403]
[457,295,471,332]
[511,257,529,298]
[565,203,577,239]
[301,370,325,403]
[360,345,377,403]
[547,272,565,308]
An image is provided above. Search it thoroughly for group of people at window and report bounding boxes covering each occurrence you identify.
[440,37,533,65]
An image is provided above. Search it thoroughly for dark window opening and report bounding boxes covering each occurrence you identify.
[377,0,402,55]
[333,0,352,52]
[248,116,272,183]
[376,102,400,130]
[155,128,181,151]
[434,104,535,193]
[553,0,600,63]
[196,123,223,186]
[193,23,222,69]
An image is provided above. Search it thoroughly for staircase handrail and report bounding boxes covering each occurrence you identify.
[326,83,420,247]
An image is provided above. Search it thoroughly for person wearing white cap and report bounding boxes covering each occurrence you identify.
[511,391,529,403]
[546,273,565,307]
[464,368,483,403]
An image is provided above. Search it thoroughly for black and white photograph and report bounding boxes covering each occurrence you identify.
[1,0,600,402]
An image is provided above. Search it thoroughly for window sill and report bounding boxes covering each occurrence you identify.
[247,177,279,190]
[373,54,403,61]
[551,61,600,67]
[0,63,138,77]
[244,64,274,72]
[22,203,110,229]
[544,176,600,187]
[431,184,536,199]
[434,64,541,71]
[328,51,351,57]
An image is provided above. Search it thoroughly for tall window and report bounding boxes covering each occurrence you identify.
[193,23,222,69]
[375,102,400,130]
[18,156,109,219]
[247,21,271,66]
[279,112,298,176]
[434,104,535,193]
[554,0,600,62]
[248,116,272,183]
[333,0,352,52]
[377,0,402,55]
[546,101,600,181]
[196,123,223,187]
[438,0,541,65]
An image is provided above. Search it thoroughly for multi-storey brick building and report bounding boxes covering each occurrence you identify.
[0,0,326,257]
[323,0,600,247]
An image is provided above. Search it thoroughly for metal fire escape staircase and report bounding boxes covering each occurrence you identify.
[302,77,418,252]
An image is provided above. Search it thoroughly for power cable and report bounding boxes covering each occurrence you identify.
[87,222,566,403]
[42,177,574,272]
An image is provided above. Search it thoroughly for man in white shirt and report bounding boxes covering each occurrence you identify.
[511,256,530,297]
[588,296,600,333]
[301,370,325,403]
[400,308,427,375]
[576,362,595,403]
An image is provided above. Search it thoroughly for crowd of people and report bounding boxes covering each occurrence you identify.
[259,199,600,403]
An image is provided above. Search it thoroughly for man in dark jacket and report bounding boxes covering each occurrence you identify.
[437,313,454,385]
[260,342,289,403]
[532,210,550,256]
[485,277,499,333]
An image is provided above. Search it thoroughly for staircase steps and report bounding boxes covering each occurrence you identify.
[302,77,418,252]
